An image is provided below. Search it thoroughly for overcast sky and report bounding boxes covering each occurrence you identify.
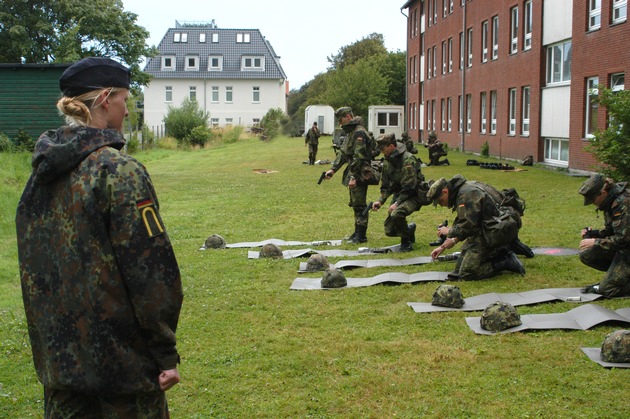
[123,0,409,90]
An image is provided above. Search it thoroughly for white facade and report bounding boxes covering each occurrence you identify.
[368,105,405,138]
[304,105,335,135]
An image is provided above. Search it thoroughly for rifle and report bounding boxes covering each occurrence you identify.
[362,202,374,217]
[437,251,461,262]
[429,220,449,246]
[583,227,600,239]
[317,171,327,185]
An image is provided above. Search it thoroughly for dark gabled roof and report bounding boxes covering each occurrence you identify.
[144,26,287,80]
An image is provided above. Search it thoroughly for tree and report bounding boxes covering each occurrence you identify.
[327,33,387,71]
[260,108,287,140]
[163,98,209,145]
[0,0,157,87]
[588,87,630,180]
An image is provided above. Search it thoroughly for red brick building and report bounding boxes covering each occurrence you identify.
[401,0,629,172]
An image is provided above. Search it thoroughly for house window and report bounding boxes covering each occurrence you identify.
[162,56,175,71]
[449,0,454,13]
[467,28,473,67]
[466,94,472,133]
[236,33,251,43]
[225,118,233,126]
[208,56,223,71]
[199,33,206,43]
[611,73,625,91]
[492,16,499,60]
[212,33,219,43]
[433,0,438,23]
[225,86,233,103]
[613,0,627,23]
[458,95,463,132]
[210,118,219,127]
[490,90,497,134]
[508,88,517,135]
[443,0,448,17]
[442,41,447,74]
[165,86,172,103]
[432,99,436,131]
[544,138,569,165]
[189,86,196,101]
[211,86,219,103]
[173,32,181,42]
[252,86,260,103]
[441,98,446,131]
[459,32,464,69]
[546,40,572,84]
[185,56,198,71]
[447,97,452,131]
[242,56,264,70]
[432,46,437,77]
[522,86,530,135]
[377,112,399,128]
[181,33,188,43]
[252,118,261,125]
[585,77,599,138]
[481,20,488,63]
[480,92,487,134]
[448,38,453,72]
[427,48,432,79]
[589,0,601,30]
[510,6,518,54]
[524,1,532,50]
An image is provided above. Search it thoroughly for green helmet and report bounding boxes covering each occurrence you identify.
[480,302,522,332]
[204,234,226,249]
[601,330,630,363]
[321,268,347,288]
[431,284,465,308]
[260,243,283,259]
[306,254,330,272]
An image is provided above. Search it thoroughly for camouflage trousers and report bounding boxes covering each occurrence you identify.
[383,197,422,239]
[308,144,318,163]
[44,387,169,419]
[580,246,630,297]
[454,236,504,280]
[348,181,370,227]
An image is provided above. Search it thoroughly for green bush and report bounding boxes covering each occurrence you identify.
[480,141,489,158]
[0,132,13,152]
[186,125,212,148]
[126,135,139,154]
[222,126,243,144]
[141,126,156,149]
[14,129,35,153]
[260,108,287,140]
[163,98,209,145]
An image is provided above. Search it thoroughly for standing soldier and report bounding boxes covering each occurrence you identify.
[578,173,630,297]
[367,133,430,251]
[305,121,321,165]
[324,107,376,243]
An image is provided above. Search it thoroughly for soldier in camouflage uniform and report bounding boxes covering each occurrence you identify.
[578,174,630,297]
[15,57,183,418]
[304,121,321,165]
[424,131,449,166]
[367,133,430,251]
[324,107,376,243]
[428,174,525,280]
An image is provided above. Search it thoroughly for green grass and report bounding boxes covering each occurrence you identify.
[1,136,628,418]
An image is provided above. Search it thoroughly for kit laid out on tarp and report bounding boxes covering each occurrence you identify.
[580,347,630,368]
[298,256,434,272]
[290,271,450,290]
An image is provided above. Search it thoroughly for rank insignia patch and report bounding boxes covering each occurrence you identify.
[137,198,164,238]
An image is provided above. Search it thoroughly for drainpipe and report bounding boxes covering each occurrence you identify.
[461,0,466,152]
[400,6,409,138]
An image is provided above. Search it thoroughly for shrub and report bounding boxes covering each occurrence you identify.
[186,125,212,148]
[126,135,139,154]
[0,132,13,152]
[141,126,156,150]
[480,141,489,158]
[14,129,35,153]
[222,126,243,144]
[260,108,287,141]
[157,137,178,150]
[163,98,209,145]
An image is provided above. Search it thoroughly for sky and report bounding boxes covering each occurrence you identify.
[122,0,409,89]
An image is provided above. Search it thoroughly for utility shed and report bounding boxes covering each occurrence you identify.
[304,105,335,135]
[0,64,69,141]
[367,105,405,138]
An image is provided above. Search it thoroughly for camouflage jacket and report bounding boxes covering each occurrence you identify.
[446,176,504,241]
[16,126,183,395]
[594,182,630,252]
[331,117,374,185]
[378,142,424,205]
[305,127,320,145]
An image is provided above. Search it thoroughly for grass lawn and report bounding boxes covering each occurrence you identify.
[1,134,628,417]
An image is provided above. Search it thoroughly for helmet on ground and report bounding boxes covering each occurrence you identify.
[306,254,330,271]
[480,301,522,332]
[260,243,283,259]
[601,330,630,363]
[204,234,226,249]
[321,268,347,288]
[431,284,465,308]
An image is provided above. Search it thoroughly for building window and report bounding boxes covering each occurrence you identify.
[443,0,448,17]
[189,86,196,101]
[546,40,572,84]
[432,46,437,77]
[613,0,627,23]
[226,86,233,103]
[211,86,219,103]
[181,33,188,43]
[480,92,487,134]
[426,101,432,130]
[481,20,488,63]
[441,98,446,131]
[524,1,532,50]
[589,0,602,30]
[161,56,175,71]
[508,88,517,135]
[242,56,264,71]
[210,118,219,127]
[173,32,181,42]
[199,33,206,43]
[252,86,260,103]
[510,6,519,54]
[432,99,436,131]
[522,86,530,135]
[466,94,472,133]
[585,77,599,138]
[208,56,223,71]
[611,72,625,91]
[236,33,251,43]
[544,138,569,165]
[490,90,497,134]
[225,118,233,126]
[212,33,219,43]
[467,28,473,67]
[433,0,438,23]
[165,86,172,103]
[442,41,447,74]
[252,118,261,125]
[492,16,499,60]
[427,48,432,79]
[448,38,453,72]
[458,95,463,132]
[185,56,198,71]
[459,32,464,69]
[447,97,452,131]
[449,0,454,13]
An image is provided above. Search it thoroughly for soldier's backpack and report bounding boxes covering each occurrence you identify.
[473,183,523,248]
[361,160,382,185]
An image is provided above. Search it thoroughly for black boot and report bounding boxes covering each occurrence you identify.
[347,225,367,244]
[509,238,534,258]
[408,222,416,243]
[400,237,413,252]
[442,159,450,166]
[492,251,525,275]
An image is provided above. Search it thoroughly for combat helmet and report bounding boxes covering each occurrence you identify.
[431,284,465,308]
[480,301,522,332]
[204,234,226,249]
[601,330,630,363]
[260,243,283,259]
[321,268,347,288]
[306,254,330,272]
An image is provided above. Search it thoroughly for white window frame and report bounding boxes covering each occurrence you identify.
[447,97,452,131]
[522,86,530,135]
[427,48,432,79]
[481,20,488,63]
[252,86,260,103]
[508,88,517,135]
[510,6,519,54]
[236,33,251,43]
[466,94,472,133]
[546,40,572,84]
[544,138,569,166]
[208,56,223,71]
[459,32,464,69]
[199,33,206,43]
[185,55,198,71]
[467,28,473,67]
[492,16,499,60]
[432,99,437,131]
[490,90,497,134]
[225,86,233,103]
[589,0,602,30]
[161,55,175,71]
[211,86,219,103]
[242,56,264,71]
[585,77,599,138]
[442,41,447,74]
[173,32,181,43]
[458,95,463,133]
[524,1,533,50]
[480,92,487,134]
[613,0,627,24]
[432,46,437,77]
[225,118,233,126]
[448,38,453,72]
[611,73,625,92]
[212,33,219,43]
[189,86,197,101]
[441,98,446,131]
[210,118,219,128]
[181,33,188,43]
[165,86,172,103]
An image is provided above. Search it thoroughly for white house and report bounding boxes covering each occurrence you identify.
[143,21,288,133]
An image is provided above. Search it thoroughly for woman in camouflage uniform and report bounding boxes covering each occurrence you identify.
[16,57,183,417]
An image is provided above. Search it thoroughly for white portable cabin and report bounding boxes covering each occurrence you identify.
[304,105,335,135]
[368,105,405,139]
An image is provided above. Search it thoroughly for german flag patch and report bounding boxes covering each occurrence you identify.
[137,198,165,238]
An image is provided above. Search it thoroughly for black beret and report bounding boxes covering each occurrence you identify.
[59,57,130,97]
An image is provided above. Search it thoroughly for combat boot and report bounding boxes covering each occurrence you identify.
[441,159,450,166]
[509,238,534,258]
[347,225,367,244]
[492,251,525,275]
[400,237,413,252]
[408,222,416,243]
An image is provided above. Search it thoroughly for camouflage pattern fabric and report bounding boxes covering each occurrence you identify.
[579,182,630,297]
[431,284,465,308]
[205,234,226,249]
[16,126,183,396]
[260,243,283,258]
[321,268,347,288]
[480,302,522,332]
[306,254,330,271]
[305,125,321,164]
[426,136,447,165]
[601,329,630,363]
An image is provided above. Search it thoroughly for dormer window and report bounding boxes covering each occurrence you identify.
[236,33,251,43]
[161,55,176,71]
[208,56,223,71]
[185,55,199,71]
[199,33,206,43]
[241,56,264,71]
[173,32,180,42]
[212,33,219,43]
[181,33,188,42]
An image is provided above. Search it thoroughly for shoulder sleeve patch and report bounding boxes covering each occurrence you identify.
[137,198,165,238]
